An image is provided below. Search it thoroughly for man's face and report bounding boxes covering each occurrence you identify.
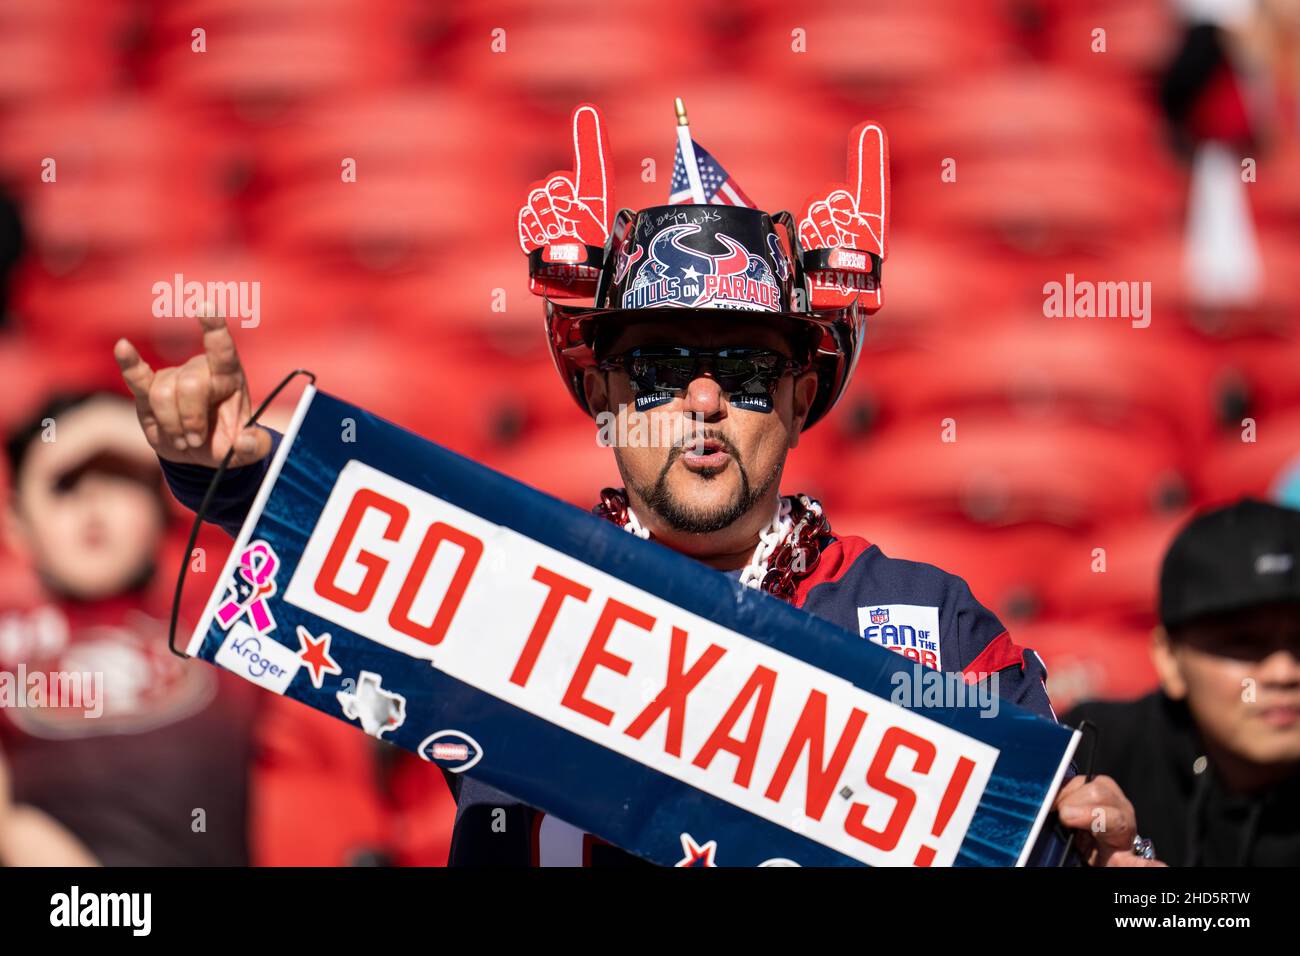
[1157,603,1300,767]
[7,398,164,600]
[582,317,818,536]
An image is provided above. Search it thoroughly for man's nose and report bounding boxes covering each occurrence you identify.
[680,373,727,420]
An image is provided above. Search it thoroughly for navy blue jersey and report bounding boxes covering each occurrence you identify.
[792,534,1056,721]
[162,433,1068,867]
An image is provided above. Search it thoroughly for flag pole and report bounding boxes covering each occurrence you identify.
[675,97,707,204]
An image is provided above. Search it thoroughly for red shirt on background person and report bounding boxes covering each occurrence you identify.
[0,391,258,866]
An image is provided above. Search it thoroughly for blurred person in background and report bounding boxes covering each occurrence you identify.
[1161,0,1300,317]
[0,391,456,868]
[0,390,258,865]
[0,746,99,865]
[1067,499,1300,866]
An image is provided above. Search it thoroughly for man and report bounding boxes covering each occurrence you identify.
[1068,498,1300,866]
[114,105,1155,866]
[0,391,258,865]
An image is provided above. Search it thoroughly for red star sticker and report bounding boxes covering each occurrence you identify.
[675,833,718,867]
[296,626,342,689]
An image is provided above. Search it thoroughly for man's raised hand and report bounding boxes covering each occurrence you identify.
[114,312,273,469]
[517,103,612,253]
[797,121,889,258]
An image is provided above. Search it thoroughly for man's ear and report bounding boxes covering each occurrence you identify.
[582,366,611,416]
[1151,626,1188,700]
[787,370,819,447]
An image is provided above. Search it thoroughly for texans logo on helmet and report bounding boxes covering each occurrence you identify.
[766,231,790,281]
[613,239,643,285]
[622,224,780,312]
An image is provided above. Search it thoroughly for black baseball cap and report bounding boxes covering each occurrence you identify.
[1160,498,1300,630]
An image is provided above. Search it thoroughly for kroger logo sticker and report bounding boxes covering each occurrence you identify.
[856,604,943,671]
[215,621,301,694]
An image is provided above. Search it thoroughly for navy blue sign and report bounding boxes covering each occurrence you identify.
[189,388,1078,867]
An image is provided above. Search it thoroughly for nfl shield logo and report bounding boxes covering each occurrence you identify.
[870,608,889,625]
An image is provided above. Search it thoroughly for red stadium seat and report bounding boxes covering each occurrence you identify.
[25,187,227,270]
[151,0,418,32]
[1017,620,1160,714]
[904,68,1166,163]
[147,21,406,108]
[253,90,535,197]
[779,422,849,504]
[251,693,456,866]
[1196,408,1300,507]
[904,152,1180,252]
[845,235,1025,351]
[833,513,1076,625]
[0,99,229,190]
[1038,513,1189,627]
[1123,228,1300,336]
[1040,0,1180,80]
[12,250,364,351]
[1215,335,1300,425]
[234,333,496,455]
[491,424,622,507]
[444,2,707,103]
[743,0,1015,93]
[0,2,126,105]
[372,250,537,338]
[1250,136,1300,231]
[251,176,463,265]
[384,342,583,455]
[827,418,1189,527]
[838,323,1218,449]
[0,334,123,433]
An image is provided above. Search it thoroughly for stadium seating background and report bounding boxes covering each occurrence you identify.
[2,0,1298,716]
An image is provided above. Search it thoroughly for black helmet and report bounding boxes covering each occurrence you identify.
[518,104,888,431]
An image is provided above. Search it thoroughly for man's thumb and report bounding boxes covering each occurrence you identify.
[230,426,273,467]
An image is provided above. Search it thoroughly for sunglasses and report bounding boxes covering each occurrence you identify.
[597,346,807,398]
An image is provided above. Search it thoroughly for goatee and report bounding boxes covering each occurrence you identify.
[623,433,781,535]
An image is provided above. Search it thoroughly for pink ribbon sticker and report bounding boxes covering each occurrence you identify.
[216,542,279,634]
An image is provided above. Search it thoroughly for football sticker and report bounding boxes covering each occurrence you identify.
[418,729,484,773]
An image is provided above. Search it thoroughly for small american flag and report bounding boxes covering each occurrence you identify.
[670,139,754,207]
